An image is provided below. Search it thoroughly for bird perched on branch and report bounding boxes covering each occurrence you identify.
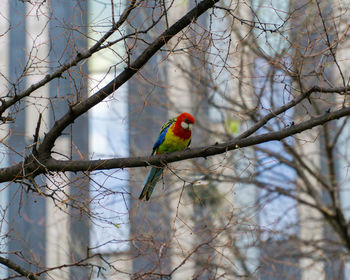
[139,112,195,201]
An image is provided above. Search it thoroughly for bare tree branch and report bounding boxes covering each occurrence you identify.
[0,256,39,280]
[0,0,139,118]
[36,0,221,158]
[1,90,349,183]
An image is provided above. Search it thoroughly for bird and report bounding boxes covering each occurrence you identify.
[139,112,195,201]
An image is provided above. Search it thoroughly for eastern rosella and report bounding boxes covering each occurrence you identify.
[139,112,195,201]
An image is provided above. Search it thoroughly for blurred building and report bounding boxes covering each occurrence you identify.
[0,1,89,279]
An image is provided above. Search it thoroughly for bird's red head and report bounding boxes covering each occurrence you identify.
[177,112,195,126]
[173,112,195,139]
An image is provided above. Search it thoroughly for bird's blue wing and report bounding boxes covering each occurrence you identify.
[152,125,170,154]
[152,117,176,154]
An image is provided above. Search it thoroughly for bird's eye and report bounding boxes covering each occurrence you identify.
[181,121,189,129]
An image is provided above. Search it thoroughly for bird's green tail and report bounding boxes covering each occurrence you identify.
[139,167,163,201]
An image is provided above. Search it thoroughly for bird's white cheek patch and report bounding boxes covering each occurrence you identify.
[188,124,192,131]
[181,121,189,130]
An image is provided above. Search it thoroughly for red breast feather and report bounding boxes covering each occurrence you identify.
[172,112,195,140]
